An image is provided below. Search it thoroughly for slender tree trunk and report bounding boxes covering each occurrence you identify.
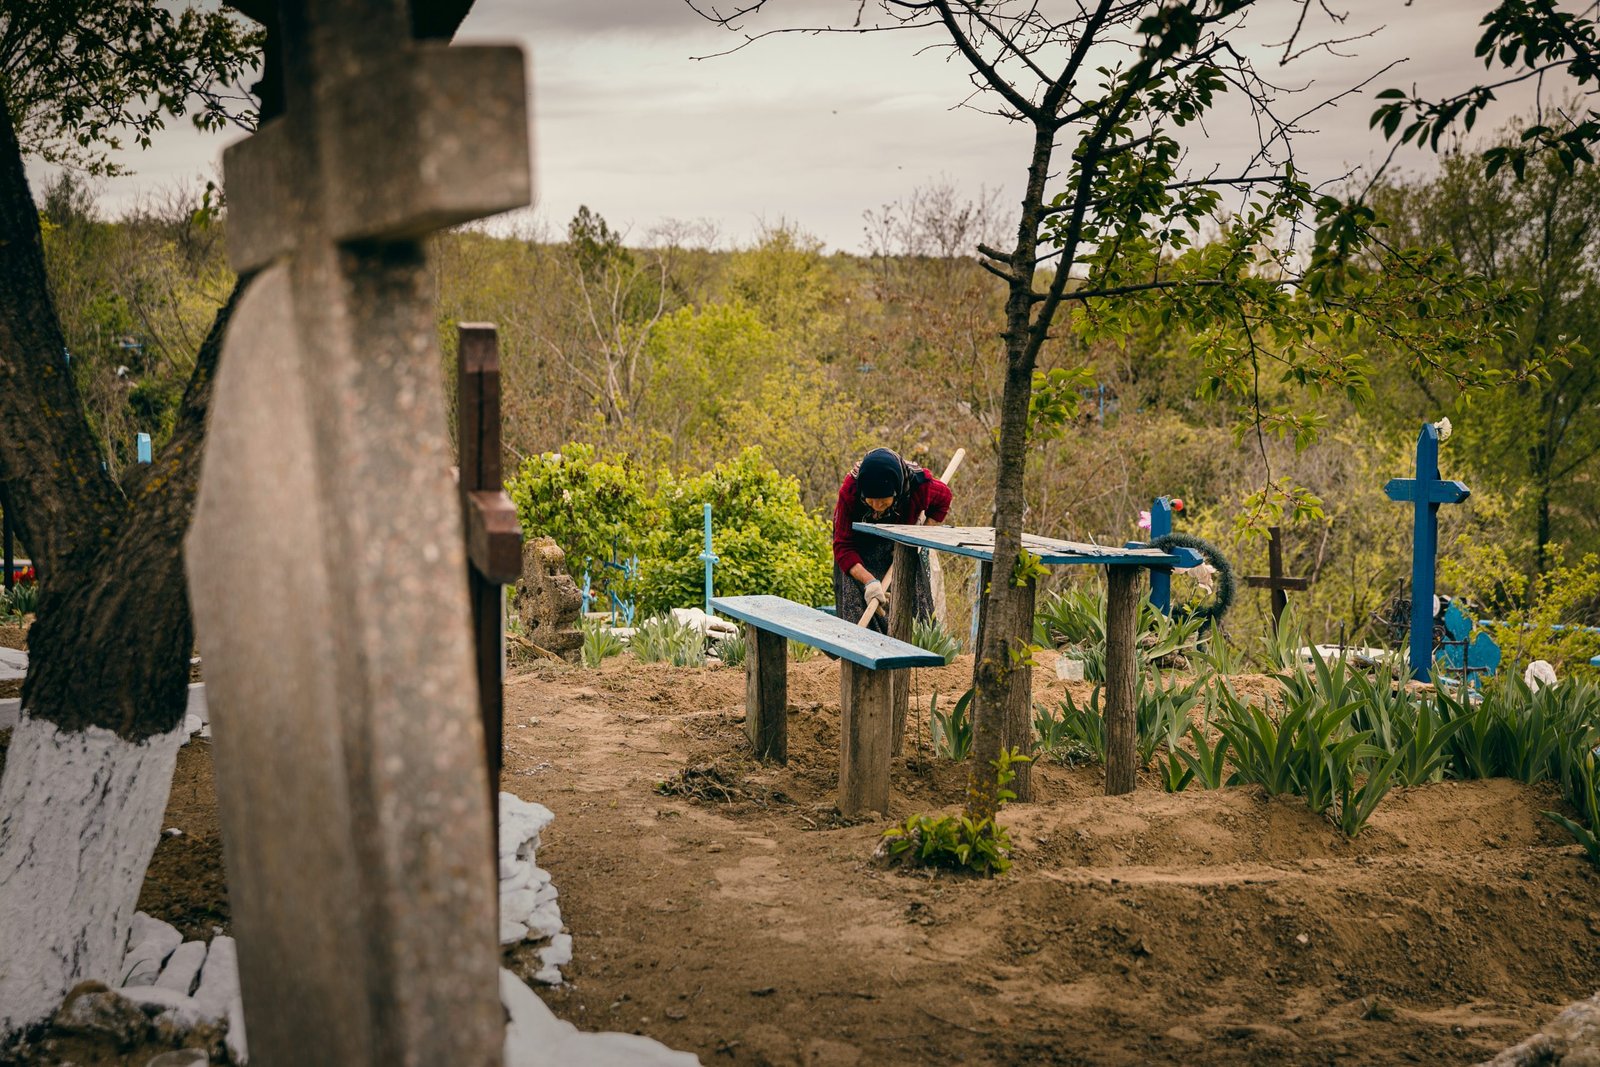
[0,88,243,1034]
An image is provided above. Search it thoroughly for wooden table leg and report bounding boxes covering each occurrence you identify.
[1105,565,1142,795]
[839,661,893,816]
[888,541,916,755]
[1004,575,1038,801]
[745,624,788,763]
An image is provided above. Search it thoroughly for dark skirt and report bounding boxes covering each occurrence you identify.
[833,535,935,635]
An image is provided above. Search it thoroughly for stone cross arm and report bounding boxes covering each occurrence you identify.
[1384,478,1471,505]
[225,42,530,274]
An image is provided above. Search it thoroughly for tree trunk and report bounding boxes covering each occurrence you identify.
[0,88,244,1035]
[1104,566,1142,795]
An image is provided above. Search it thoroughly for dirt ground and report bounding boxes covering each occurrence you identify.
[4,645,1600,1065]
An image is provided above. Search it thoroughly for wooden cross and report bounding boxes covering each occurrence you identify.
[1245,526,1309,633]
[457,324,522,818]
[1385,422,1471,681]
[184,3,531,1063]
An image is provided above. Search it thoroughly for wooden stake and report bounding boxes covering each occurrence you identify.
[838,661,893,816]
[1104,565,1142,796]
[888,541,917,755]
[745,624,788,762]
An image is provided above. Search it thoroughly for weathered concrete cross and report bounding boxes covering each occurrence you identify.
[1245,525,1309,634]
[185,2,530,1063]
[457,323,522,818]
[1384,421,1471,681]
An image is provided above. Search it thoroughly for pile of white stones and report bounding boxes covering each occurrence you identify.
[75,912,248,1063]
[498,791,571,984]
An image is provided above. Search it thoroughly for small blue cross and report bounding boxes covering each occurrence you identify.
[1384,422,1470,681]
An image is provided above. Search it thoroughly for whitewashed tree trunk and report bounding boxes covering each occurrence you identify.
[0,715,183,1035]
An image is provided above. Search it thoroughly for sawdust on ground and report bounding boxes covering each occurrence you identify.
[6,651,1599,1066]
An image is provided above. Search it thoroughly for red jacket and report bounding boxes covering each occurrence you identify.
[832,469,952,574]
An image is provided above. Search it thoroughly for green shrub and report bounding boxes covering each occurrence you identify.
[931,688,974,761]
[717,632,748,668]
[911,616,961,665]
[580,620,625,668]
[505,443,651,584]
[881,749,1029,876]
[1033,590,1205,683]
[2,581,39,617]
[636,448,831,617]
[788,639,818,663]
[630,615,707,667]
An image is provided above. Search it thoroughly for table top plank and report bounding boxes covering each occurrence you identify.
[852,524,1195,567]
[711,595,943,670]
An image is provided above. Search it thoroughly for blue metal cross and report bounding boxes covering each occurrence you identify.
[1384,422,1470,680]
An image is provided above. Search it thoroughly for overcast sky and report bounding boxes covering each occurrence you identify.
[33,0,1539,252]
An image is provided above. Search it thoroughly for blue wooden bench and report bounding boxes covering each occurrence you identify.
[711,594,943,816]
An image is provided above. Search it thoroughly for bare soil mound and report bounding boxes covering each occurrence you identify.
[10,652,1597,1065]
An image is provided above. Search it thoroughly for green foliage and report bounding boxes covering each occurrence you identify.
[787,639,817,663]
[506,445,832,618]
[3,2,262,174]
[1033,696,1103,766]
[1174,723,1231,791]
[580,620,624,669]
[1545,756,1600,868]
[881,749,1029,877]
[1,581,39,618]
[635,448,831,618]
[911,616,961,665]
[716,632,747,668]
[1442,542,1600,674]
[931,688,974,761]
[1028,366,1095,444]
[629,615,707,667]
[505,444,651,585]
[1034,588,1205,683]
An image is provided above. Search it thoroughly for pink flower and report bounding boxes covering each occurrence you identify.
[1137,510,1151,531]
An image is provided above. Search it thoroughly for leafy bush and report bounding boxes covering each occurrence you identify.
[716,632,747,668]
[507,444,833,620]
[1036,690,1107,764]
[635,448,831,617]
[881,749,1029,876]
[506,443,651,584]
[931,688,974,760]
[1034,589,1205,683]
[1441,540,1600,674]
[580,620,625,668]
[629,615,707,667]
[911,616,961,665]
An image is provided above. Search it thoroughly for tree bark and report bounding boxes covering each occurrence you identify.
[0,87,242,1036]
[1104,566,1142,795]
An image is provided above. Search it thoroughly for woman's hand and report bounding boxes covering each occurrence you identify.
[863,579,885,606]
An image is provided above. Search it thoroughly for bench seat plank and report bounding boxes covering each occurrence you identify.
[852,523,1200,568]
[711,595,942,670]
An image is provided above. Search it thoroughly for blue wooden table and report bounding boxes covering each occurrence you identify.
[853,524,1197,797]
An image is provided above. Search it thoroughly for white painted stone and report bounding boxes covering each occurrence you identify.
[154,941,208,996]
[499,917,529,946]
[0,697,18,731]
[0,647,26,680]
[500,968,700,1067]
[121,913,183,987]
[522,901,563,941]
[538,933,572,970]
[502,887,539,918]
[119,985,207,1030]
[532,881,558,907]
[0,715,185,1036]
[670,608,738,638]
[1525,660,1559,691]
[192,935,240,1020]
[224,993,248,1065]
[181,715,205,743]
[501,860,534,892]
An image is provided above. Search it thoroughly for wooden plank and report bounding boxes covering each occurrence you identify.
[1104,565,1142,796]
[838,660,893,816]
[853,523,1189,568]
[464,490,522,582]
[710,595,943,670]
[745,624,788,763]
[888,542,916,756]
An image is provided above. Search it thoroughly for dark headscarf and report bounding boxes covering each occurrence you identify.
[856,448,905,499]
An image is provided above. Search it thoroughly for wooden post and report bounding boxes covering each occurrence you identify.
[1003,575,1038,801]
[458,325,523,829]
[888,541,917,755]
[970,559,992,696]
[744,624,788,762]
[839,661,893,816]
[1104,565,1142,796]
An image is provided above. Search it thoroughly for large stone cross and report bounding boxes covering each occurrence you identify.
[1384,421,1471,681]
[185,3,530,1064]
